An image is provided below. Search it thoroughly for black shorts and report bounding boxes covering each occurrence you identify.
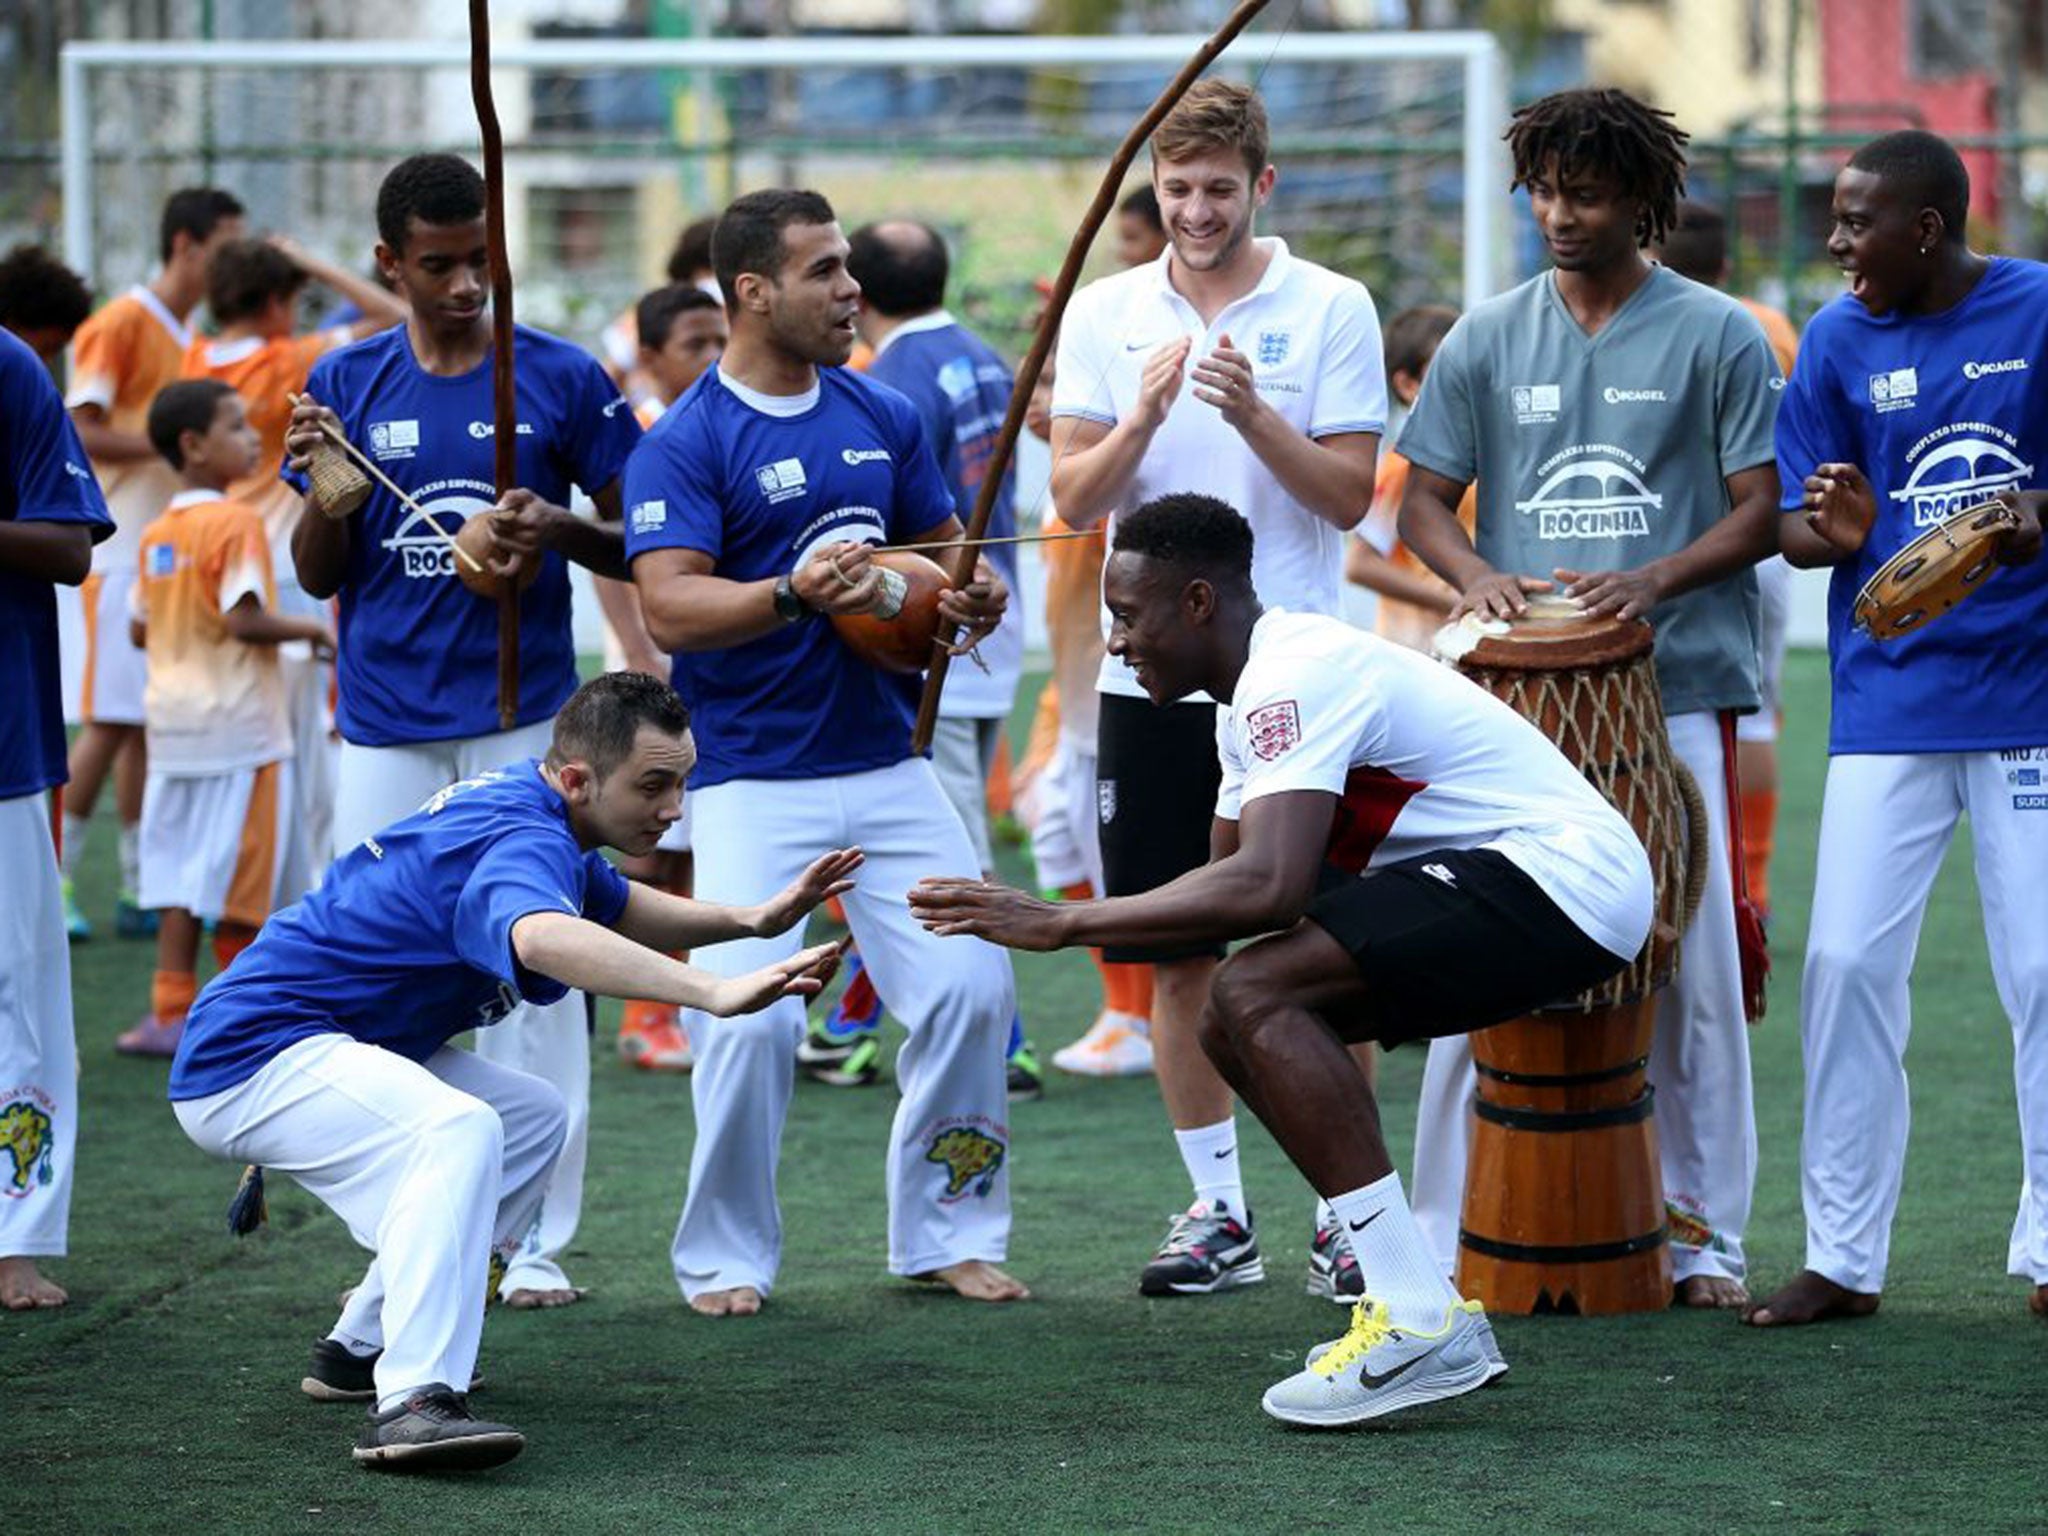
[1304,848,1628,1047]
[1095,691,1225,965]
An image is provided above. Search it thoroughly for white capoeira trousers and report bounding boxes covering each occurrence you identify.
[1411,710,1758,1282]
[0,794,75,1260]
[331,718,590,1298]
[173,1035,565,1407]
[1801,749,2048,1290]
[676,756,1016,1298]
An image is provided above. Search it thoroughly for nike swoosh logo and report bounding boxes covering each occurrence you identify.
[1213,1147,1235,1159]
[1347,1210,1385,1233]
[1356,1354,1427,1392]
[1125,339,1170,352]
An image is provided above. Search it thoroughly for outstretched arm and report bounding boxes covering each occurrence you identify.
[611,847,862,952]
[511,910,843,1017]
[911,792,1334,951]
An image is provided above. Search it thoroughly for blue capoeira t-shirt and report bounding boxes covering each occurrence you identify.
[622,365,957,788]
[0,329,114,800]
[1774,257,2048,755]
[169,760,631,1100]
[286,323,640,747]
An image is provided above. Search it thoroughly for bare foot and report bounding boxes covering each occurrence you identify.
[1741,1269,1880,1327]
[1675,1274,1750,1310]
[2030,1284,2047,1319]
[687,1286,763,1317]
[914,1259,1030,1302]
[0,1256,68,1310]
[503,1286,587,1311]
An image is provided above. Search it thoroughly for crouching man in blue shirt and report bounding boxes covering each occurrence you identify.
[168,670,854,1472]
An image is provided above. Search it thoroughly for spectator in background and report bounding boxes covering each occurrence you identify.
[1655,199,1800,915]
[62,186,246,947]
[1115,184,1168,269]
[0,245,94,364]
[1345,304,1473,652]
[838,217,1040,1099]
[609,282,731,1076]
[177,235,408,898]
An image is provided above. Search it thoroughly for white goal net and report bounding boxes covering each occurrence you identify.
[60,30,1510,354]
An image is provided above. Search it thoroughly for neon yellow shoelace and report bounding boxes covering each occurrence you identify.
[1311,1298,1397,1378]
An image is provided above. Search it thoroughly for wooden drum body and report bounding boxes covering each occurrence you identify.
[1438,604,1695,1315]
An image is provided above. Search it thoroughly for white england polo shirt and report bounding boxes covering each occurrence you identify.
[1052,238,1388,700]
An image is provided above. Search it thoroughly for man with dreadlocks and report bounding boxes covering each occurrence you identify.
[1398,87,1784,1309]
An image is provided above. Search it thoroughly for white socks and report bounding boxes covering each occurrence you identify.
[1327,1170,1462,1332]
[1175,1118,1244,1216]
[117,823,140,897]
[59,812,86,878]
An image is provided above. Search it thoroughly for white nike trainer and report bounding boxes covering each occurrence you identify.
[1265,1297,1496,1427]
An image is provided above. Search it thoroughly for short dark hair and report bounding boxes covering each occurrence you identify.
[636,283,722,351]
[376,154,486,253]
[1113,493,1256,588]
[0,244,92,334]
[1656,199,1728,283]
[1382,304,1459,380]
[159,187,244,264]
[1848,129,1971,242]
[206,237,307,325]
[1507,88,1690,247]
[846,220,948,318]
[147,378,237,469]
[665,215,721,284]
[1119,183,1163,233]
[711,189,836,310]
[546,671,693,779]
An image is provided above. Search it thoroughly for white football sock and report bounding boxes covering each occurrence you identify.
[1175,1118,1245,1216]
[1327,1171,1462,1333]
[117,823,140,896]
[59,812,87,878]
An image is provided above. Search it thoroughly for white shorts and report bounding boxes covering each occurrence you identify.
[658,795,694,854]
[1027,737,1102,895]
[75,568,147,726]
[1736,556,1793,746]
[138,759,291,926]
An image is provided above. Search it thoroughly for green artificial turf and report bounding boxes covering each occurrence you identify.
[11,653,2046,1534]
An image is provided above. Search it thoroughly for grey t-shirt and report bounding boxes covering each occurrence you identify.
[1397,266,1782,715]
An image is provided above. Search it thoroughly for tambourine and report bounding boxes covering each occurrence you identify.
[1852,499,2022,642]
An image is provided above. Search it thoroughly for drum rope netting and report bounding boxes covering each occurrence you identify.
[1463,651,1689,1011]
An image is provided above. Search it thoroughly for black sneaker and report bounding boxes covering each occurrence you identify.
[303,1338,379,1402]
[1005,1040,1044,1102]
[303,1338,484,1403]
[798,1030,881,1087]
[1138,1200,1264,1296]
[1306,1218,1366,1302]
[352,1385,523,1471]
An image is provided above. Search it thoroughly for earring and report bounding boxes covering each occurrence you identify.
[1920,245,1932,256]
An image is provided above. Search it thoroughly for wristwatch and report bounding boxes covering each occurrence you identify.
[772,572,811,623]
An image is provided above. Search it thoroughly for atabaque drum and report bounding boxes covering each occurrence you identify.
[1434,598,1703,1315]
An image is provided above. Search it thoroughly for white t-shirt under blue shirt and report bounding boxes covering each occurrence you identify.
[169,760,631,1101]
[1773,256,2048,754]
[622,365,958,787]
[284,324,640,748]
